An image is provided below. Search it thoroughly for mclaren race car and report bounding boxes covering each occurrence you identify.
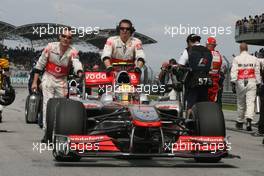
[45,59,230,163]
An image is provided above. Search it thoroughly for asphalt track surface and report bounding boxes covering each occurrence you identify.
[0,88,264,176]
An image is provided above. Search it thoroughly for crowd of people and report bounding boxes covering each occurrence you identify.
[0,45,38,70]
[0,44,102,72]
[236,13,264,34]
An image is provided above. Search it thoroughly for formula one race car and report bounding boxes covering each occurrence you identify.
[46,59,229,163]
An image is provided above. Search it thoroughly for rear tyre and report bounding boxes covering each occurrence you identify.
[192,102,225,163]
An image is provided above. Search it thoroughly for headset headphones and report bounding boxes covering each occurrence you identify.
[116,19,136,35]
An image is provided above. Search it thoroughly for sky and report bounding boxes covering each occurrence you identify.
[0,0,263,72]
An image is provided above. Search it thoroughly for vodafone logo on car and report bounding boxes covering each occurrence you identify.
[86,72,107,80]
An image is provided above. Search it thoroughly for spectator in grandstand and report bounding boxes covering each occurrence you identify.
[31,27,83,143]
[101,19,145,74]
[236,13,264,33]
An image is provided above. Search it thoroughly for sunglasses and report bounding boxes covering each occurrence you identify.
[120,27,131,31]
[61,34,72,40]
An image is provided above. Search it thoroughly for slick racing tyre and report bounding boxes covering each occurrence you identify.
[192,102,225,136]
[53,98,86,162]
[46,98,63,143]
[54,98,86,135]
[192,102,226,163]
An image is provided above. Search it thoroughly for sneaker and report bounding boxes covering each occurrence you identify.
[251,131,264,137]
[246,119,252,131]
[235,122,243,130]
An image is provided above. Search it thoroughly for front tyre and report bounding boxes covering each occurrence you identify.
[192,102,226,163]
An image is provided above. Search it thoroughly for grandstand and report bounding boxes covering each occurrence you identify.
[235,13,264,45]
[0,20,157,86]
[0,21,157,49]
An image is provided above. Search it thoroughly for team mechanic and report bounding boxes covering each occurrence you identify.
[231,43,261,131]
[31,27,83,143]
[206,37,223,103]
[101,19,145,73]
[177,34,213,117]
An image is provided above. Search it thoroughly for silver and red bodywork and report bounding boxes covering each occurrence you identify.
[58,61,229,160]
